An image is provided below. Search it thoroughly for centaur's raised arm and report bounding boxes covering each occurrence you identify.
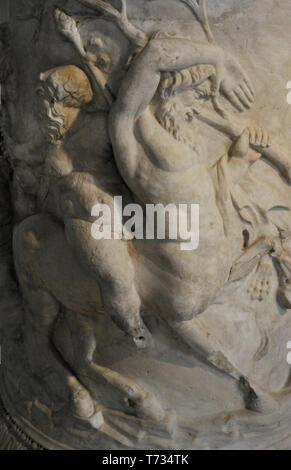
[107,34,253,183]
[113,38,227,123]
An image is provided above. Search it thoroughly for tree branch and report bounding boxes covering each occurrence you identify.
[75,0,148,47]
[181,0,215,43]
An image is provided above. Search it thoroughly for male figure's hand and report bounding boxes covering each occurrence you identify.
[231,127,271,159]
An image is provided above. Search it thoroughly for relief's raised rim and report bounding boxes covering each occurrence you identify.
[0,368,72,450]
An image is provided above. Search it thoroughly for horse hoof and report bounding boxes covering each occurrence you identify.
[68,377,95,419]
[239,377,279,414]
[247,392,279,414]
[74,408,104,430]
[125,391,165,422]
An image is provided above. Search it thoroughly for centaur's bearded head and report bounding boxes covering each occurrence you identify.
[156,64,215,149]
[37,65,93,143]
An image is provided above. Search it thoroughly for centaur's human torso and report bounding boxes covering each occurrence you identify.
[115,106,236,319]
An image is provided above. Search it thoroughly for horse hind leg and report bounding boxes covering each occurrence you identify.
[84,362,166,423]
[53,309,166,424]
[169,317,279,414]
[13,218,95,421]
[20,286,96,420]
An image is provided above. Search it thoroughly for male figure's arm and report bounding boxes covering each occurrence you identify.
[228,127,271,185]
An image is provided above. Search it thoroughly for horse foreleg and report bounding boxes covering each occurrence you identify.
[169,317,279,414]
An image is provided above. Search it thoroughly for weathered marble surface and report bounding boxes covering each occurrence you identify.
[1,0,291,450]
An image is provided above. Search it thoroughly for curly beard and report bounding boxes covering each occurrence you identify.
[39,101,66,143]
[155,98,198,152]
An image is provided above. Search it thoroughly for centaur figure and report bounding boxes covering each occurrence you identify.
[12,0,291,426]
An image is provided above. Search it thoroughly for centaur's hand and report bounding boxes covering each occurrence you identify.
[231,127,271,159]
[215,52,255,112]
